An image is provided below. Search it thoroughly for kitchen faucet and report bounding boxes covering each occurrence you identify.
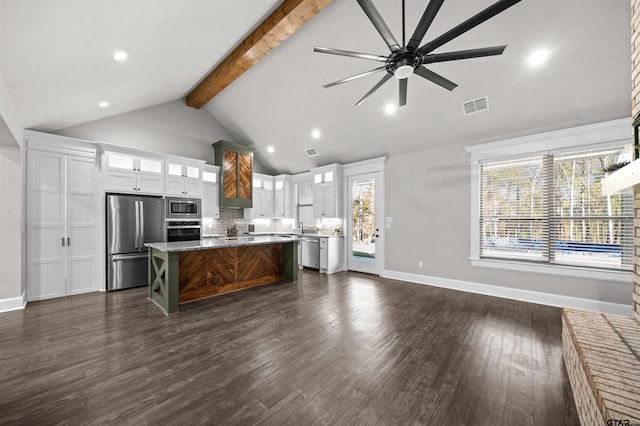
[297,221,304,233]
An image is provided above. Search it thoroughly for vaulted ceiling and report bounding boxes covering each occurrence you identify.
[1,0,631,174]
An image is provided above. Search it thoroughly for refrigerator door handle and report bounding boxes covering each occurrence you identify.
[134,200,140,249]
[112,253,149,261]
[139,201,144,248]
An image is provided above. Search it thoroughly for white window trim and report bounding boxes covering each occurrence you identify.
[465,118,632,283]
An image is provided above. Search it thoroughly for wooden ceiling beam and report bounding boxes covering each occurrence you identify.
[186,0,334,109]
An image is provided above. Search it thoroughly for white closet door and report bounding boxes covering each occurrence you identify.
[28,151,66,300]
[66,156,97,295]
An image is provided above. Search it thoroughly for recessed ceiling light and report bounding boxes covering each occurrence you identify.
[113,50,128,62]
[98,101,109,108]
[526,48,550,67]
[311,129,321,139]
[267,146,275,154]
[385,103,397,115]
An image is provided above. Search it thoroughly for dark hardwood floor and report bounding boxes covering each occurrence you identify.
[0,270,579,425]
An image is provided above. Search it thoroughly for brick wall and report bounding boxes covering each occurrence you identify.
[633,0,640,322]
[563,309,640,423]
[636,193,640,322]
[562,315,606,426]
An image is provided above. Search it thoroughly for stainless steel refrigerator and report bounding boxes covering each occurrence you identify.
[106,194,166,291]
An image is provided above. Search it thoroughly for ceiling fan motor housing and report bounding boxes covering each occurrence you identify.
[387,50,423,79]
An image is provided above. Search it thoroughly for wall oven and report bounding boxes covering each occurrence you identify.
[166,220,201,242]
[165,197,201,242]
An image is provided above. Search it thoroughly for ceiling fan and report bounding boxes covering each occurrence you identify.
[314,0,522,107]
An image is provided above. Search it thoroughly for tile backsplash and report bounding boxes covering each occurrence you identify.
[202,208,343,236]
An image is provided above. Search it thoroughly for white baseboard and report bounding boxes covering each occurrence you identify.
[381,270,633,317]
[0,293,26,313]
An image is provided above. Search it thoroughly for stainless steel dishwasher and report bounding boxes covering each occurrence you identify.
[301,236,320,269]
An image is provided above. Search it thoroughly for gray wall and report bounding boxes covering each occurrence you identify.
[0,72,24,302]
[0,145,24,300]
[384,140,631,305]
[55,100,234,163]
[51,98,633,307]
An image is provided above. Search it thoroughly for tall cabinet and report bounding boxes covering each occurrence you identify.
[26,132,99,301]
[202,164,220,219]
[311,164,343,218]
[274,174,294,218]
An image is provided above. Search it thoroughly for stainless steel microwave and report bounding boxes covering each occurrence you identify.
[165,197,201,219]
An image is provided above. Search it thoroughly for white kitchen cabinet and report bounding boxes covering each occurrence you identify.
[274,174,293,218]
[164,160,203,197]
[27,142,99,301]
[165,176,203,197]
[311,164,343,218]
[202,165,220,219]
[166,161,200,179]
[294,173,314,225]
[105,170,165,194]
[244,174,274,219]
[103,151,164,194]
[313,183,336,218]
[319,237,344,274]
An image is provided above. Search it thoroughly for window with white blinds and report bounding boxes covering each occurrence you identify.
[480,147,633,271]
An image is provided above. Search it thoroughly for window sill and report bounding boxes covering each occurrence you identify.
[470,257,631,283]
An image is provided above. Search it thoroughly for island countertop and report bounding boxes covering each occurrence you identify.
[147,235,299,314]
[145,235,300,252]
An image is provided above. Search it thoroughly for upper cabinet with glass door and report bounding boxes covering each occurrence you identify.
[165,160,203,197]
[274,174,294,218]
[202,164,220,219]
[103,151,164,194]
[245,174,274,219]
[311,164,343,218]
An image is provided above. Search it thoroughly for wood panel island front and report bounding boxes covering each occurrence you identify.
[145,236,299,315]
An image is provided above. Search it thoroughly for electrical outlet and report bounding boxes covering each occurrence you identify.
[418,261,423,268]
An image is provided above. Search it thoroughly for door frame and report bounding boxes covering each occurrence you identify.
[342,157,386,275]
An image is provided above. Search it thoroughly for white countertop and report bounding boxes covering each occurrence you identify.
[145,235,300,252]
[199,232,344,240]
[245,232,344,239]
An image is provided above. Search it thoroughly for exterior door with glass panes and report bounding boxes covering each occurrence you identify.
[347,172,383,274]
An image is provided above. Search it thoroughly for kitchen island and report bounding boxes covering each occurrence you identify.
[145,236,299,315]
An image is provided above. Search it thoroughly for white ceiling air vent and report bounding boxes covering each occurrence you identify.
[305,147,319,157]
[462,96,489,115]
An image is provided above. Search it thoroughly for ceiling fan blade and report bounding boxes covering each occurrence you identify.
[414,66,457,91]
[418,0,521,55]
[314,47,388,62]
[399,78,407,107]
[356,73,393,105]
[407,0,445,50]
[323,66,387,89]
[356,0,401,52]
[422,45,506,64]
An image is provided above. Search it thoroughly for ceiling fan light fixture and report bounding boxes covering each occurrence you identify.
[394,64,414,79]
